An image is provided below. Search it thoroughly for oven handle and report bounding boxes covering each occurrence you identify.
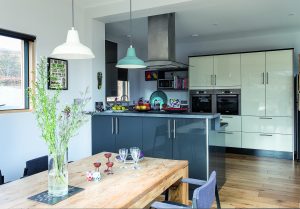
[222,116,233,118]
[192,95,212,97]
[217,95,239,97]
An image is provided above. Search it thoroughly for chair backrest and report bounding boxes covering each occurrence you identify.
[192,171,216,209]
[23,155,48,177]
[0,170,4,185]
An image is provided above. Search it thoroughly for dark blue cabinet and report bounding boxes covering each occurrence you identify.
[115,117,143,150]
[92,116,115,154]
[142,117,173,159]
[172,118,207,181]
[92,116,143,154]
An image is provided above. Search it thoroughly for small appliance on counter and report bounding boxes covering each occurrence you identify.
[95,102,104,112]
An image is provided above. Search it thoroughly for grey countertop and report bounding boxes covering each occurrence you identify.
[89,111,220,119]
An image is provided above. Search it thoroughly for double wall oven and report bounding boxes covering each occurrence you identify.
[190,89,241,115]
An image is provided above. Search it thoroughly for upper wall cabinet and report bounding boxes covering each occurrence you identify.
[241,50,293,117]
[213,54,241,87]
[241,52,266,116]
[265,50,293,117]
[189,56,214,89]
[189,54,241,89]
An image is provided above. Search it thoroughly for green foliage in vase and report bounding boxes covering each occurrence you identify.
[28,57,90,155]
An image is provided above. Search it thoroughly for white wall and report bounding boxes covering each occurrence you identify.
[119,30,300,103]
[0,0,105,182]
[176,30,300,74]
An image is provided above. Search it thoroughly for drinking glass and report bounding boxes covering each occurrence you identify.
[93,162,101,172]
[104,153,112,162]
[106,162,114,175]
[119,148,128,168]
[130,147,141,170]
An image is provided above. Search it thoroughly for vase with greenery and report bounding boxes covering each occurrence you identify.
[29,57,90,197]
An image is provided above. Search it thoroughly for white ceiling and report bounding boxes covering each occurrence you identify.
[103,0,300,48]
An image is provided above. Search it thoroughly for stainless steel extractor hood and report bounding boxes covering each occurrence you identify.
[145,13,188,69]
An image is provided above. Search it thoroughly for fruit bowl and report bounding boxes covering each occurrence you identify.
[134,104,151,112]
[112,110,127,113]
[112,105,127,113]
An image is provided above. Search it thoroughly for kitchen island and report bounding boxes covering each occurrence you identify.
[91,111,226,193]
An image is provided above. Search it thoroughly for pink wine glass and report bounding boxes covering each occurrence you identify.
[93,162,101,172]
[106,161,114,175]
[104,153,112,162]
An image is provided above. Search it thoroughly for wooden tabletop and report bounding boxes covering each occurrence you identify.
[0,152,188,208]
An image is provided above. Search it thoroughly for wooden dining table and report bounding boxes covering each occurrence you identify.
[0,152,189,208]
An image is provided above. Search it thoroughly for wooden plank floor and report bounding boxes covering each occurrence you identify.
[215,153,300,208]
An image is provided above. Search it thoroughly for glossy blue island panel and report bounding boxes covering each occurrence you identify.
[91,111,225,194]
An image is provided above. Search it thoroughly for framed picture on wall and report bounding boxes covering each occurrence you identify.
[145,70,158,81]
[47,57,68,90]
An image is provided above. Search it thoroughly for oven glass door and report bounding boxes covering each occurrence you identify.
[217,95,239,115]
[192,95,212,113]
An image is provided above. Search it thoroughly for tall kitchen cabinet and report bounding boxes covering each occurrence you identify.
[189,54,241,89]
[241,49,294,153]
[189,54,242,148]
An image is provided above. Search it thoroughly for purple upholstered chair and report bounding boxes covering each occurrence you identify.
[151,171,221,209]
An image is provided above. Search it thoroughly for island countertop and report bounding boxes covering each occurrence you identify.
[90,111,220,119]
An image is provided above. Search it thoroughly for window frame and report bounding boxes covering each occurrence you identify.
[0,28,36,114]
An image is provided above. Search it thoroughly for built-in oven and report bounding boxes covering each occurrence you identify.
[190,90,216,113]
[215,89,241,115]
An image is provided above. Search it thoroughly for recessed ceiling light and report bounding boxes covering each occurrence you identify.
[191,34,199,37]
[288,13,295,16]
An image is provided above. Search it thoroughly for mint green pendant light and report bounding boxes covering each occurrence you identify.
[116,0,146,69]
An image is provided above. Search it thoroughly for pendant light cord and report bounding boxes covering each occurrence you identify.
[72,0,75,28]
[130,0,133,46]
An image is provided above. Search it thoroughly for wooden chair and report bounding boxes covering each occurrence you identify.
[23,155,48,177]
[151,171,221,209]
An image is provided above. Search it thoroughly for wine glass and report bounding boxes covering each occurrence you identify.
[119,148,128,168]
[104,153,112,162]
[106,161,114,175]
[93,162,101,172]
[130,147,141,170]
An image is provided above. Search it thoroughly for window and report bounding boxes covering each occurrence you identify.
[0,29,35,111]
[107,80,130,102]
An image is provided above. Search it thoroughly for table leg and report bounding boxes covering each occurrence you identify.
[168,165,189,205]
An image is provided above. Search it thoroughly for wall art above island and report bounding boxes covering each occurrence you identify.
[47,57,68,90]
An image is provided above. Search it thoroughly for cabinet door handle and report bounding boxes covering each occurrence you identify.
[168,119,171,139]
[214,75,217,85]
[266,72,269,84]
[259,117,272,120]
[112,117,115,134]
[115,117,119,135]
[222,116,233,118]
[218,131,233,134]
[260,134,273,137]
[211,75,213,85]
[262,72,265,84]
[173,120,176,139]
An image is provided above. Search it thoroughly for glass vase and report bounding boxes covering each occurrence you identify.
[48,149,68,197]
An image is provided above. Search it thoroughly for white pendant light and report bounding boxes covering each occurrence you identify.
[116,0,145,69]
[51,0,95,60]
